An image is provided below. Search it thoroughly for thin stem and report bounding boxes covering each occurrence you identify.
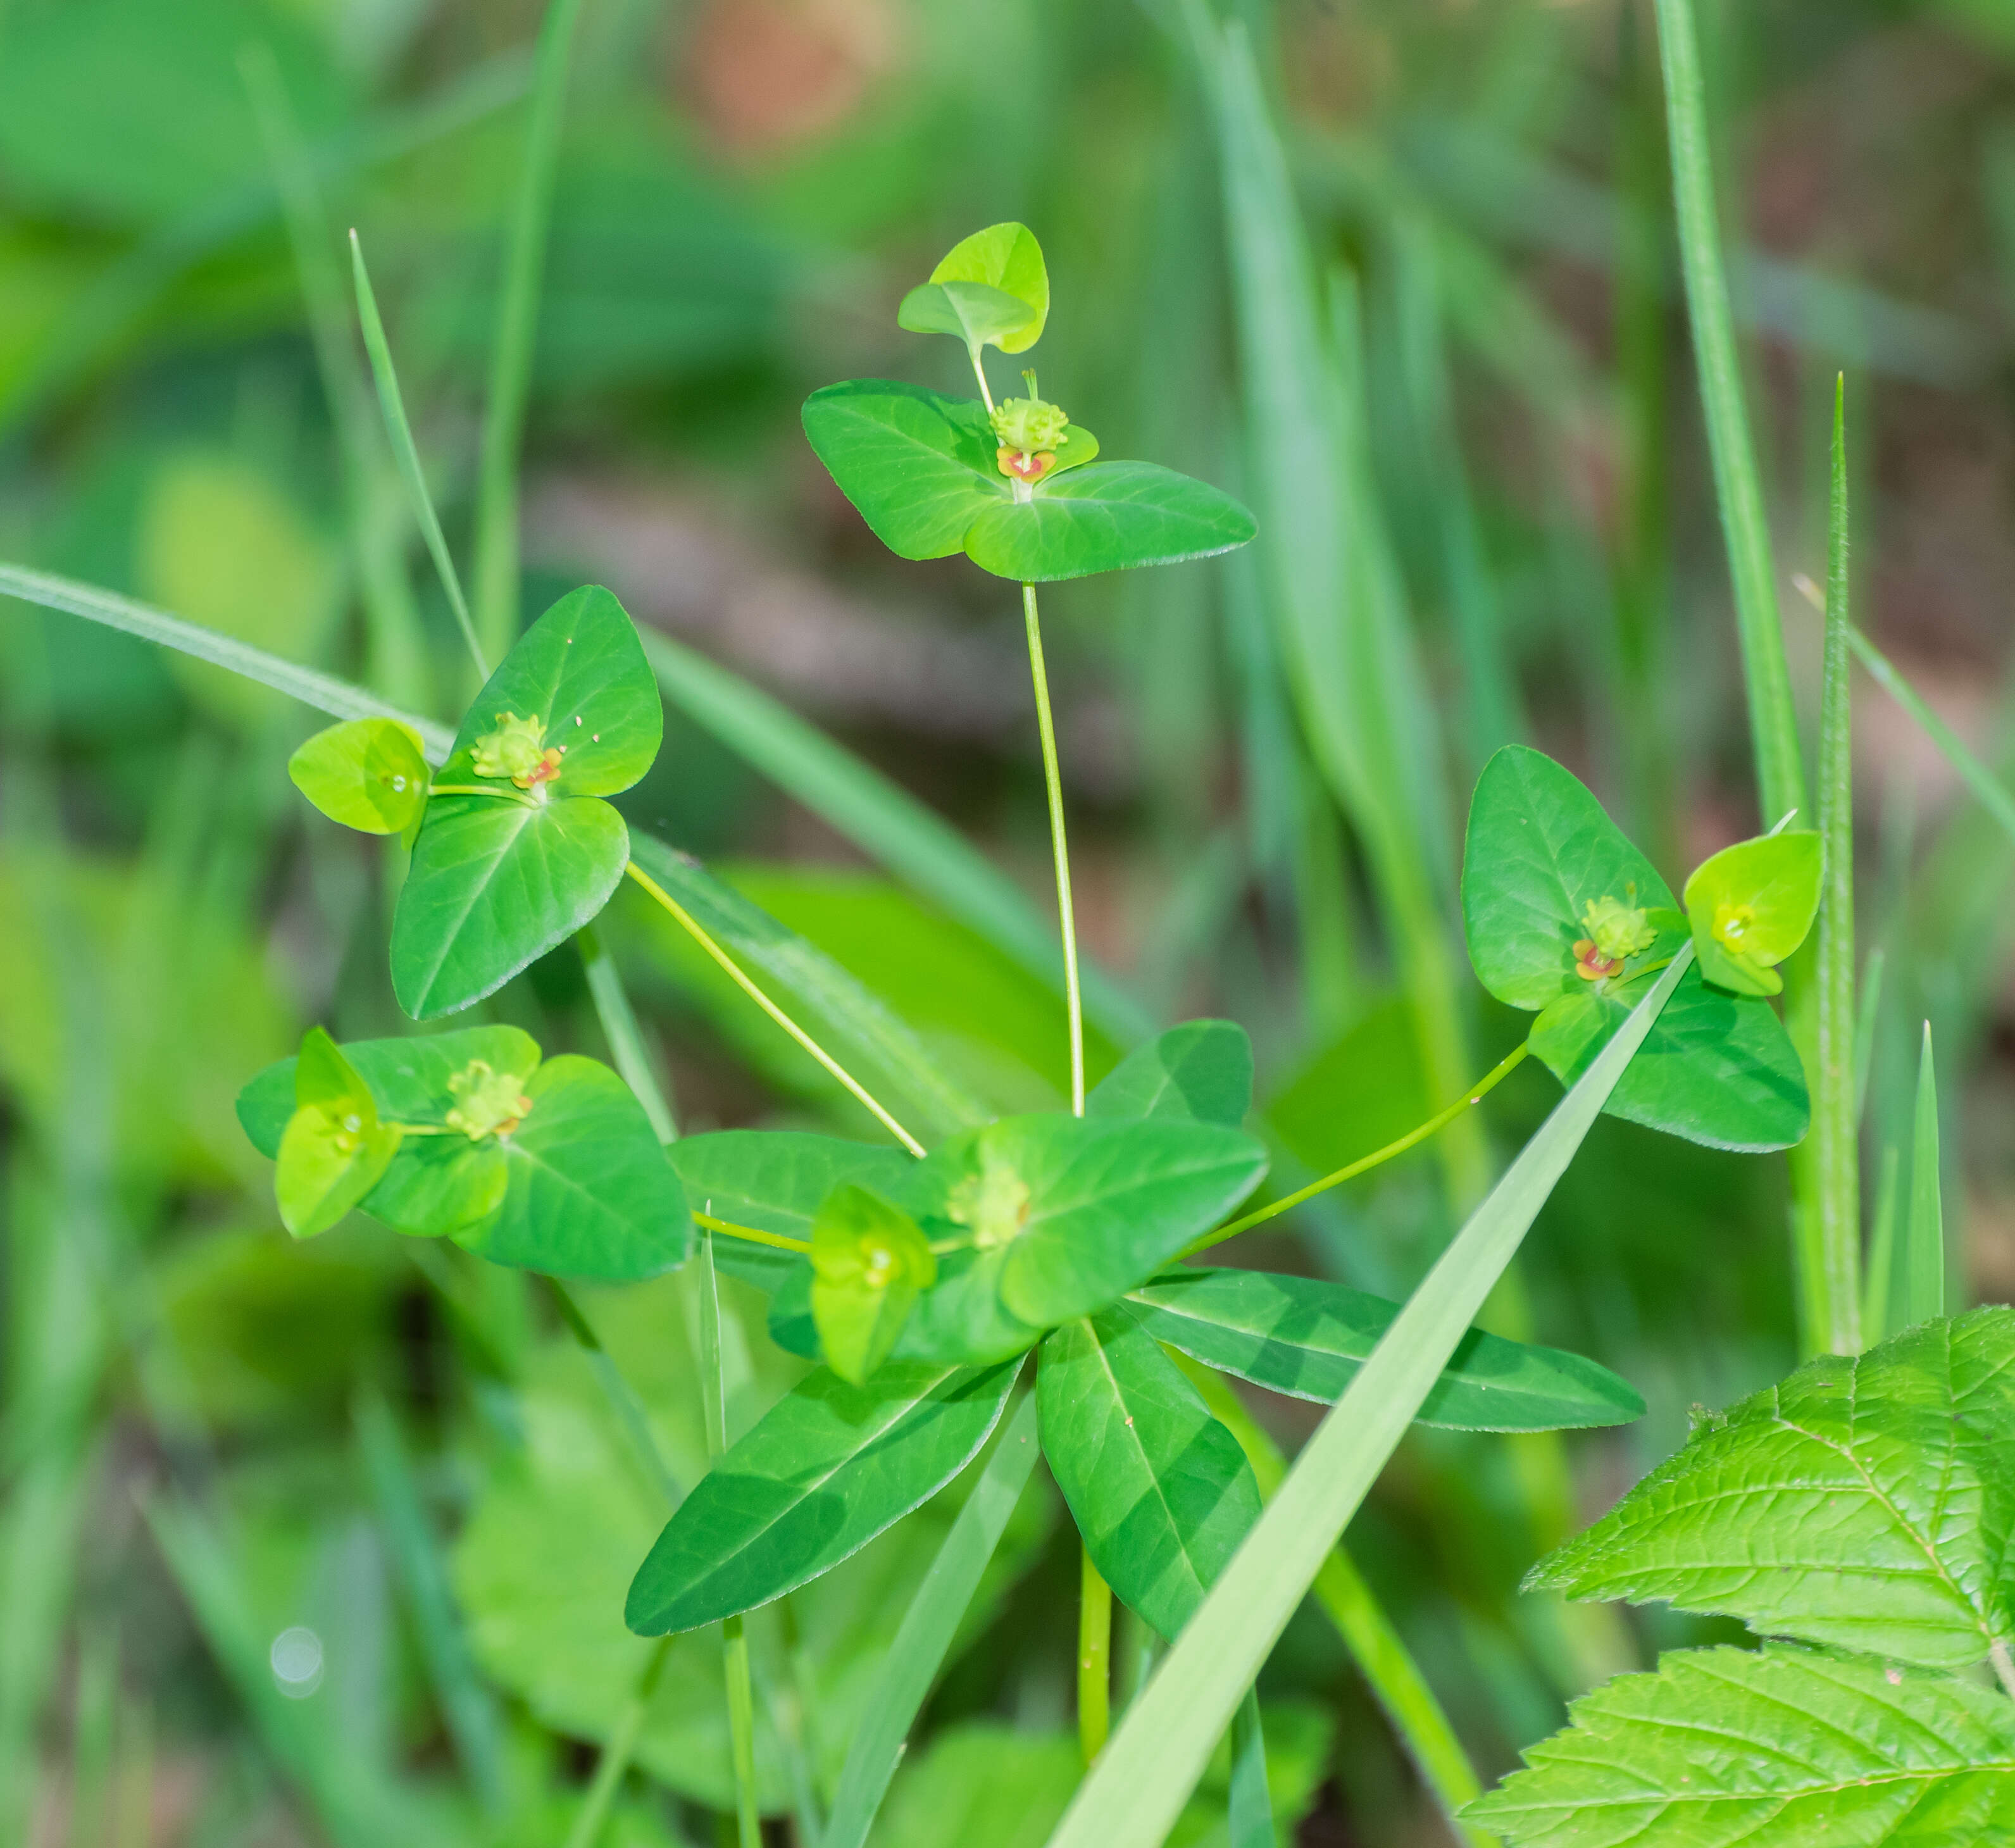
[563,1638,673,1848]
[348,229,489,682]
[968,344,997,415]
[693,1210,809,1255]
[473,0,587,664]
[1023,584,1084,1115]
[1078,1549,1113,1764]
[624,859,925,1157]
[1192,1042,1531,1254]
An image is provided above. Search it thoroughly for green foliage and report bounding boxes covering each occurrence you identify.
[897,222,1050,356]
[1468,1645,2015,1846]
[287,717,431,837]
[809,1184,937,1385]
[1128,1268,1645,1433]
[239,1027,690,1279]
[273,1029,401,1239]
[392,585,663,1018]
[1682,831,1824,997]
[624,1359,1020,1635]
[1532,1308,2015,1670]
[1085,1020,1252,1127]
[1464,746,1809,1149]
[1038,1307,1262,1640]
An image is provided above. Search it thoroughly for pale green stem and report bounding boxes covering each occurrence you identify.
[1192,1042,1531,1254]
[1078,1549,1113,1765]
[563,1636,673,1848]
[1022,584,1085,1116]
[969,344,997,415]
[473,0,587,663]
[693,1210,808,1255]
[624,859,925,1157]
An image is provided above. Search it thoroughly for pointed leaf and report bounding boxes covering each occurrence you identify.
[1906,1023,1946,1327]
[1038,1307,1261,1639]
[1128,1268,1645,1432]
[1466,1646,2015,1847]
[274,1028,400,1238]
[625,1358,1020,1634]
[287,718,430,835]
[801,380,1007,561]
[1087,1020,1253,1127]
[923,222,1049,352]
[962,461,1257,583]
[1530,1308,2015,1670]
[1683,831,1823,997]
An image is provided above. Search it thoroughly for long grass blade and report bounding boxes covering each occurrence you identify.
[1905,1023,1944,1327]
[641,630,1154,1044]
[563,1638,674,1848]
[0,562,453,757]
[349,229,489,681]
[1225,1691,1273,1848]
[820,1390,1041,1848]
[1812,378,1861,1354]
[1044,952,1692,1848]
[1654,0,1806,827]
[578,921,679,1142]
[472,0,588,662]
[1862,1142,1901,1342]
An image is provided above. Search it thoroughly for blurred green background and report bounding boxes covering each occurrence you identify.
[4,0,2014,1840]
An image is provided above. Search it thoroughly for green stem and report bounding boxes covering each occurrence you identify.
[1191,1042,1531,1254]
[1078,1548,1113,1764]
[472,0,587,664]
[1183,1359,1494,1848]
[969,345,997,415]
[1813,379,1861,1355]
[692,1210,809,1255]
[563,1636,673,1848]
[1023,584,1085,1116]
[624,859,925,1156]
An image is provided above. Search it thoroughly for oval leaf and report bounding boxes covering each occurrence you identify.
[925,222,1049,353]
[1128,1268,1645,1432]
[274,1028,401,1238]
[897,278,1040,353]
[962,461,1257,583]
[1038,1308,1261,1639]
[625,1358,1019,1634]
[287,717,430,835]
[1683,830,1823,997]
[801,380,1006,561]
[811,1185,935,1385]
[1087,1020,1253,1127]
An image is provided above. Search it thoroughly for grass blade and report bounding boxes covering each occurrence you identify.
[0,561,453,757]
[820,1390,1041,1848]
[349,228,488,682]
[641,630,1153,1045]
[356,1391,508,1812]
[1906,1023,1944,1327]
[1862,1142,1901,1342]
[1813,378,1861,1354]
[1043,952,1690,1848]
[473,0,588,661]
[563,1638,674,1848]
[578,920,679,1142]
[1226,1691,1272,1848]
[1654,0,1806,826]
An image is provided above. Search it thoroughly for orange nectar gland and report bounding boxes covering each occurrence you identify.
[1575,889,1656,981]
[990,395,1071,488]
[471,712,566,797]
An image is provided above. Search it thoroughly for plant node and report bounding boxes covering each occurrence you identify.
[472,711,565,795]
[949,1148,1032,1249]
[445,1059,535,1140]
[992,394,1071,485]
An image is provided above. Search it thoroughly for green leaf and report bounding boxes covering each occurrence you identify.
[811,1185,936,1385]
[391,585,661,1018]
[1129,1268,1645,1433]
[801,380,1007,561]
[1039,1308,1261,1640]
[1464,745,1809,1150]
[1906,1023,1946,1327]
[463,1056,693,1282]
[887,1114,1269,1359]
[392,794,630,1020]
[625,1358,1020,1635]
[920,222,1049,353]
[287,718,431,837]
[1085,1020,1252,1127]
[1530,960,1809,1152]
[1466,1645,2015,1847]
[1463,744,1680,1009]
[273,1028,401,1239]
[1683,830,1823,997]
[963,462,1257,584]
[1530,1308,2015,1670]
[897,279,1040,353]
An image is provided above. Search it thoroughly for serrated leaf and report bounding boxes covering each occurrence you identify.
[962,461,1257,583]
[1128,1268,1645,1432]
[1086,1020,1253,1127]
[810,1185,935,1385]
[287,718,430,836]
[1039,1307,1261,1639]
[1531,1308,2015,1670]
[625,1358,1019,1635]
[390,585,660,1018]
[1466,1645,2015,1847]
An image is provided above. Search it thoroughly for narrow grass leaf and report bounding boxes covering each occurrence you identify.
[1863,1142,1901,1341]
[1226,1692,1272,1848]
[819,1392,1042,1848]
[1042,953,1689,1848]
[1907,1023,1945,1327]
